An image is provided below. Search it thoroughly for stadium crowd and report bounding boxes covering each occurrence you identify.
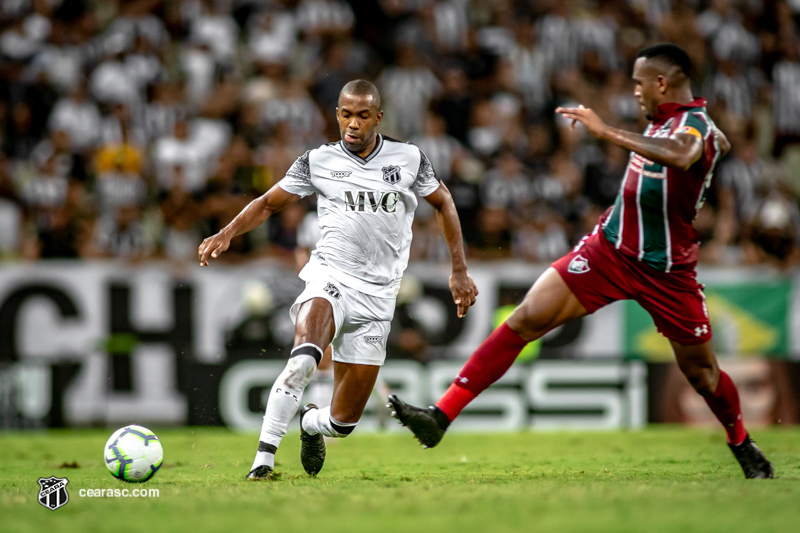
[1,0,800,268]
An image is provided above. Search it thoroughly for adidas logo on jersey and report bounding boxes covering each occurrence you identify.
[343,190,399,213]
[568,254,590,274]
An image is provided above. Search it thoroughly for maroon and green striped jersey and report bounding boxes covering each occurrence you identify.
[601,98,722,272]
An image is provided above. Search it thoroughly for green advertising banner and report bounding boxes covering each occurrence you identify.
[624,280,791,360]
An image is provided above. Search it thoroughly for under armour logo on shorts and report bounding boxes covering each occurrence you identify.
[323,282,341,300]
[568,254,590,274]
[694,324,709,337]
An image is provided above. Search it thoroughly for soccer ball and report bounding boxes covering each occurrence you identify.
[104,425,164,482]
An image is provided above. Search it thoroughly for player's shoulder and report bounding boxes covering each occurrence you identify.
[304,140,342,163]
[380,135,424,159]
[674,108,713,141]
[684,108,712,129]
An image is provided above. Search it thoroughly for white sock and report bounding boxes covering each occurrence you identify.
[251,346,320,470]
[301,405,358,438]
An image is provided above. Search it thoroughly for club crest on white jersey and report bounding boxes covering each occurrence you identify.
[382,165,401,184]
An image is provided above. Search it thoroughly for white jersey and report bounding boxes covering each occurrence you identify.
[278,134,440,298]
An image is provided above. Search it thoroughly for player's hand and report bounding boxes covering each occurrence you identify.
[449,270,478,318]
[555,105,607,138]
[198,231,232,266]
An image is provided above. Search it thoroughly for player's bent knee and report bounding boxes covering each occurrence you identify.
[508,301,554,341]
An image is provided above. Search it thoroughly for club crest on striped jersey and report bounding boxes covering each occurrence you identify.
[382,165,401,184]
[568,254,590,274]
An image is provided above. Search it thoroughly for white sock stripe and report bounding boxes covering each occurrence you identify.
[329,416,358,427]
[291,343,324,364]
[292,343,323,357]
[329,415,357,435]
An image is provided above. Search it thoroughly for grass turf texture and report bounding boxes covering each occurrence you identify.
[1,427,798,533]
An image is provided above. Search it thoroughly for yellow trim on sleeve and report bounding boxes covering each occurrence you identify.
[674,126,703,139]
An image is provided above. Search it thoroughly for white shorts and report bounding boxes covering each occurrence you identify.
[289,279,396,366]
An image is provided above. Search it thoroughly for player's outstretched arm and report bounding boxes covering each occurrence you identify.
[198,185,301,266]
[555,105,704,170]
[423,182,478,318]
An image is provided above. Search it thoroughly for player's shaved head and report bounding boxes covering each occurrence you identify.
[339,79,381,109]
[636,43,692,86]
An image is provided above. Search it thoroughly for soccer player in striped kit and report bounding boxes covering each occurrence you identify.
[389,43,774,479]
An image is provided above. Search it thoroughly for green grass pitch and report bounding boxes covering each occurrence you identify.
[2,427,798,533]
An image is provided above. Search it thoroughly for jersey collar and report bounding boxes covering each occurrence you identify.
[651,97,707,125]
[340,134,384,165]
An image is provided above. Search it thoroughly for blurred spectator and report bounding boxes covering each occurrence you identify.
[86,204,154,261]
[377,43,441,139]
[48,82,101,153]
[153,118,208,193]
[30,128,85,183]
[187,0,238,67]
[411,111,470,183]
[261,78,325,147]
[744,183,800,267]
[179,36,216,109]
[467,99,504,158]
[296,0,355,39]
[103,0,168,56]
[89,47,141,107]
[480,148,532,216]
[25,19,83,93]
[772,37,800,158]
[246,2,298,67]
[512,203,569,263]
[431,64,473,144]
[503,17,549,119]
[717,126,765,225]
[160,165,200,262]
[141,81,187,145]
[0,8,50,63]
[703,56,763,123]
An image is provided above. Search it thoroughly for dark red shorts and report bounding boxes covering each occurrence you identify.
[552,229,711,345]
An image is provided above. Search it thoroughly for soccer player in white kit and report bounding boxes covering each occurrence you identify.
[198,80,479,479]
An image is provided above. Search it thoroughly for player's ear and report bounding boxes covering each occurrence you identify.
[376,110,383,125]
[335,107,340,119]
[657,75,668,95]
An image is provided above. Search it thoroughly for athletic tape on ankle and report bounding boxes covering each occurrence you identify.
[291,343,324,365]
